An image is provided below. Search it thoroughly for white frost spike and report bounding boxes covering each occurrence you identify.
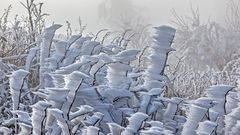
[144,80,165,90]
[90,54,113,84]
[107,123,124,135]
[46,58,58,71]
[80,55,99,74]
[0,127,12,135]
[154,26,176,47]
[62,71,91,119]
[63,36,92,65]
[2,118,17,126]
[118,108,134,116]
[90,53,112,72]
[50,74,65,87]
[225,107,240,134]
[140,129,165,135]
[80,55,99,64]
[86,126,101,135]
[164,97,183,121]
[65,71,91,90]
[226,91,238,114]
[32,91,47,99]
[69,36,92,50]
[225,71,240,135]
[182,104,208,135]
[113,49,140,62]
[146,121,164,128]
[194,97,216,109]
[9,69,29,110]
[148,101,163,116]
[11,110,31,126]
[139,95,151,113]
[56,61,90,75]
[83,112,104,126]
[68,70,91,80]
[96,53,113,63]
[49,108,70,135]
[144,72,168,82]
[98,88,131,103]
[46,88,69,108]
[54,41,67,56]
[81,41,100,55]
[40,24,62,88]
[51,41,68,67]
[106,48,140,89]
[144,25,175,90]
[196,121,217,135]
[231,121,240,135]
[106,62,132,89]
[122,112,149,135]
[109,62,131,71]
[206,85,234,133]
[141,88,164,96]
[128,72,142,79]
[18,123,32,135]
[25,47,39,71]
[66,34,81,47]
[206,85,234,114]
[60,55,98,75]
[31,101,51,135]
[70,105,94,120]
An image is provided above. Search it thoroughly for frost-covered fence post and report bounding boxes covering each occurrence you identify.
[39,24,62,88]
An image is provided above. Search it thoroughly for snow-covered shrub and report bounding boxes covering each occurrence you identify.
[14,24,175,135]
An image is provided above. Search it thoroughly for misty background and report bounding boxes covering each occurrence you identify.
[0,0,226,33]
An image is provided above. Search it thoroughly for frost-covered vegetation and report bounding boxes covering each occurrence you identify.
[1,0,240,135]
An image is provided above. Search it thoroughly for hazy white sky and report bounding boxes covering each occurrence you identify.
[0,0,227,33]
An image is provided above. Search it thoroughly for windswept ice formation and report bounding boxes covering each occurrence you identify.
[1,22,239,135]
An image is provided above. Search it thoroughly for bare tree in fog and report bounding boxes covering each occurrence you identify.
[98,0,152,51]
